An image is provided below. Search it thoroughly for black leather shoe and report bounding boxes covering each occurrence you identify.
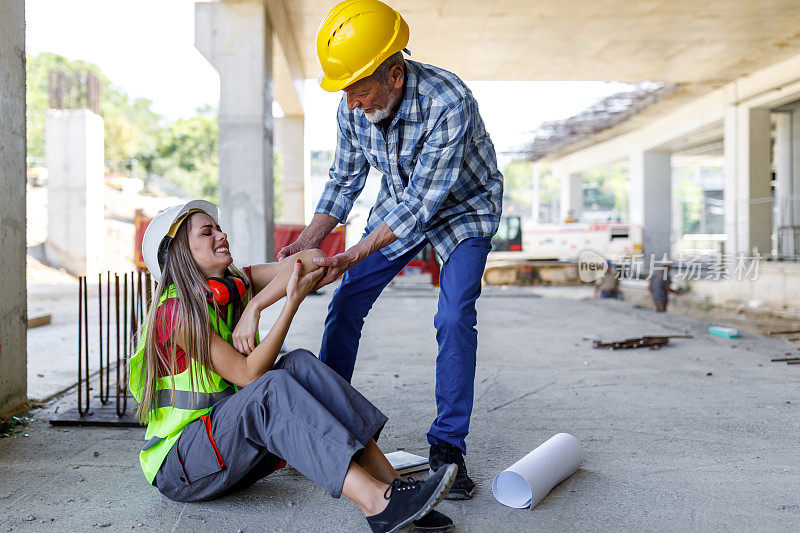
[412,509,454,532]
[366,464,457,533]
[429,441,475,500]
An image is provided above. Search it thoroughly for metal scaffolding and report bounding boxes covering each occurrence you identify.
[522,82,679,161]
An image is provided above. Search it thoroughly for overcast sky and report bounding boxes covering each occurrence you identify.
[25,0,632,158]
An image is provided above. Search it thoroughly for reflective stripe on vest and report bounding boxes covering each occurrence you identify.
[156,387,235,410]
[142,435,164,451]
[130,282,257,483]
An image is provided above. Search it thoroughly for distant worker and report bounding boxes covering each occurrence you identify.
[277,0,503,504]
[648,263,678,312]
[594,260,622,299]
[563,209,576,223]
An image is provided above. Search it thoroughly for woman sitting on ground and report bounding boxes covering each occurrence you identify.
[129,200,456,533]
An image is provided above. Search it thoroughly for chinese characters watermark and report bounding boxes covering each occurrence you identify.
[578,249,760,282]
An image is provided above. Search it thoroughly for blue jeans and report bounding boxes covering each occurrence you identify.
[320,237,491,454]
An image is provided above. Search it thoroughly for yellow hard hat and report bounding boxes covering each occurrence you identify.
[316,0,409,92]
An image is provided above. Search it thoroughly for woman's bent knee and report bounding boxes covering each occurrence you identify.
[248,368,293,396]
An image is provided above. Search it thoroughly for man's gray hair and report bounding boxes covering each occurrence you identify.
[369,51,405,84]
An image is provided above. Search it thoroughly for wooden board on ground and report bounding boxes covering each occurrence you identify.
[27,314,51,329]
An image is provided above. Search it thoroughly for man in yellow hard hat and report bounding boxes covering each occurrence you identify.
[278,0,503,509]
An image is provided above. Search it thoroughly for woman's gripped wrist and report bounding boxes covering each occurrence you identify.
[284,297,302,312]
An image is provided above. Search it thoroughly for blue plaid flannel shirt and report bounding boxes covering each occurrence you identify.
[315,60,504,262]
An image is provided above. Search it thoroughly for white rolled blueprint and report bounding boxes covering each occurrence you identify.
[492,433,583,509]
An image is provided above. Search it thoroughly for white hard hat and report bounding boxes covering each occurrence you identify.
[142,200,219,283]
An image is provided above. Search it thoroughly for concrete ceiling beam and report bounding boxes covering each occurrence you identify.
[265,0,306,116]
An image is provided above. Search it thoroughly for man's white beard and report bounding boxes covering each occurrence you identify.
[364,106,391,124]
[362,88,399,124]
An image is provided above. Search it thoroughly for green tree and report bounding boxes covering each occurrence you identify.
[501,160,533,214]
[26,52,288,209]
[534,165,559,202]
[584,163,629,220]
[151,106,219,201]
[25,52,161,166]
[679,179,704,234]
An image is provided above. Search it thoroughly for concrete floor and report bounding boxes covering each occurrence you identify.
[3,285,800,532]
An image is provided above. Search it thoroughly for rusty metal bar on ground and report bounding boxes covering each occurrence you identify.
[103,272,111,404]
[593,335,694,350]
[770,357,800,362]
[137,271,144,326]
[122,271,135,415]
[56,270,149,427]
[115,273,120,407]
[97,273,105,404]
[77,277,91,416]
[767,329,800,335]
[83,276,90,414]
[117,273,128,416]
[77,276,82,415]
[145,272,152,312]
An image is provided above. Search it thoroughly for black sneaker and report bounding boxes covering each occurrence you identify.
[366,464,457,533]
[412,509,454,532]
[429,441,475,500]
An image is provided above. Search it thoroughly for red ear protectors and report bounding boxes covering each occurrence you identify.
[206,275,249,306]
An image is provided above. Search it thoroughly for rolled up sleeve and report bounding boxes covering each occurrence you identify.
[383,101,469,240]
[315,101,370,223]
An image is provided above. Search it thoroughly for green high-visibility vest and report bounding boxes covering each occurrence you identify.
[129,284,255,484]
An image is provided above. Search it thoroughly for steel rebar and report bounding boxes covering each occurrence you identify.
[117,273,127,416]
[98,273,105,404]
[145,272,152,312]
[137,271,144,325]
[77,277,84,416]
[592,335,693,350]
[77,277,91,416]
[103,272,111,404]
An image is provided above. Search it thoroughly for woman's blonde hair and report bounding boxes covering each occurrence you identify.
[135,213,247,423]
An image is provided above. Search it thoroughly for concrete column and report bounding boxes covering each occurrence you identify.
[275,115,305,224]
[724,106,772,257]
[793,108,800,229]
[630,150,672,261]
[671,168,683,251]
[0,0,27,415]
[196,1,274,263]
[774,112,793,257]
[44,110,105,276]
[531,163,541,224]
[559,172,582,222]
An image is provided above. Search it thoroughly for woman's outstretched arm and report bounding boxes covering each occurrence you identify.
[232,249,326,354]
[248,249,327,295]
[212,261,325,387]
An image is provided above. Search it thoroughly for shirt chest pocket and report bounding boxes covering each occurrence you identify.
[397,150,417,179]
